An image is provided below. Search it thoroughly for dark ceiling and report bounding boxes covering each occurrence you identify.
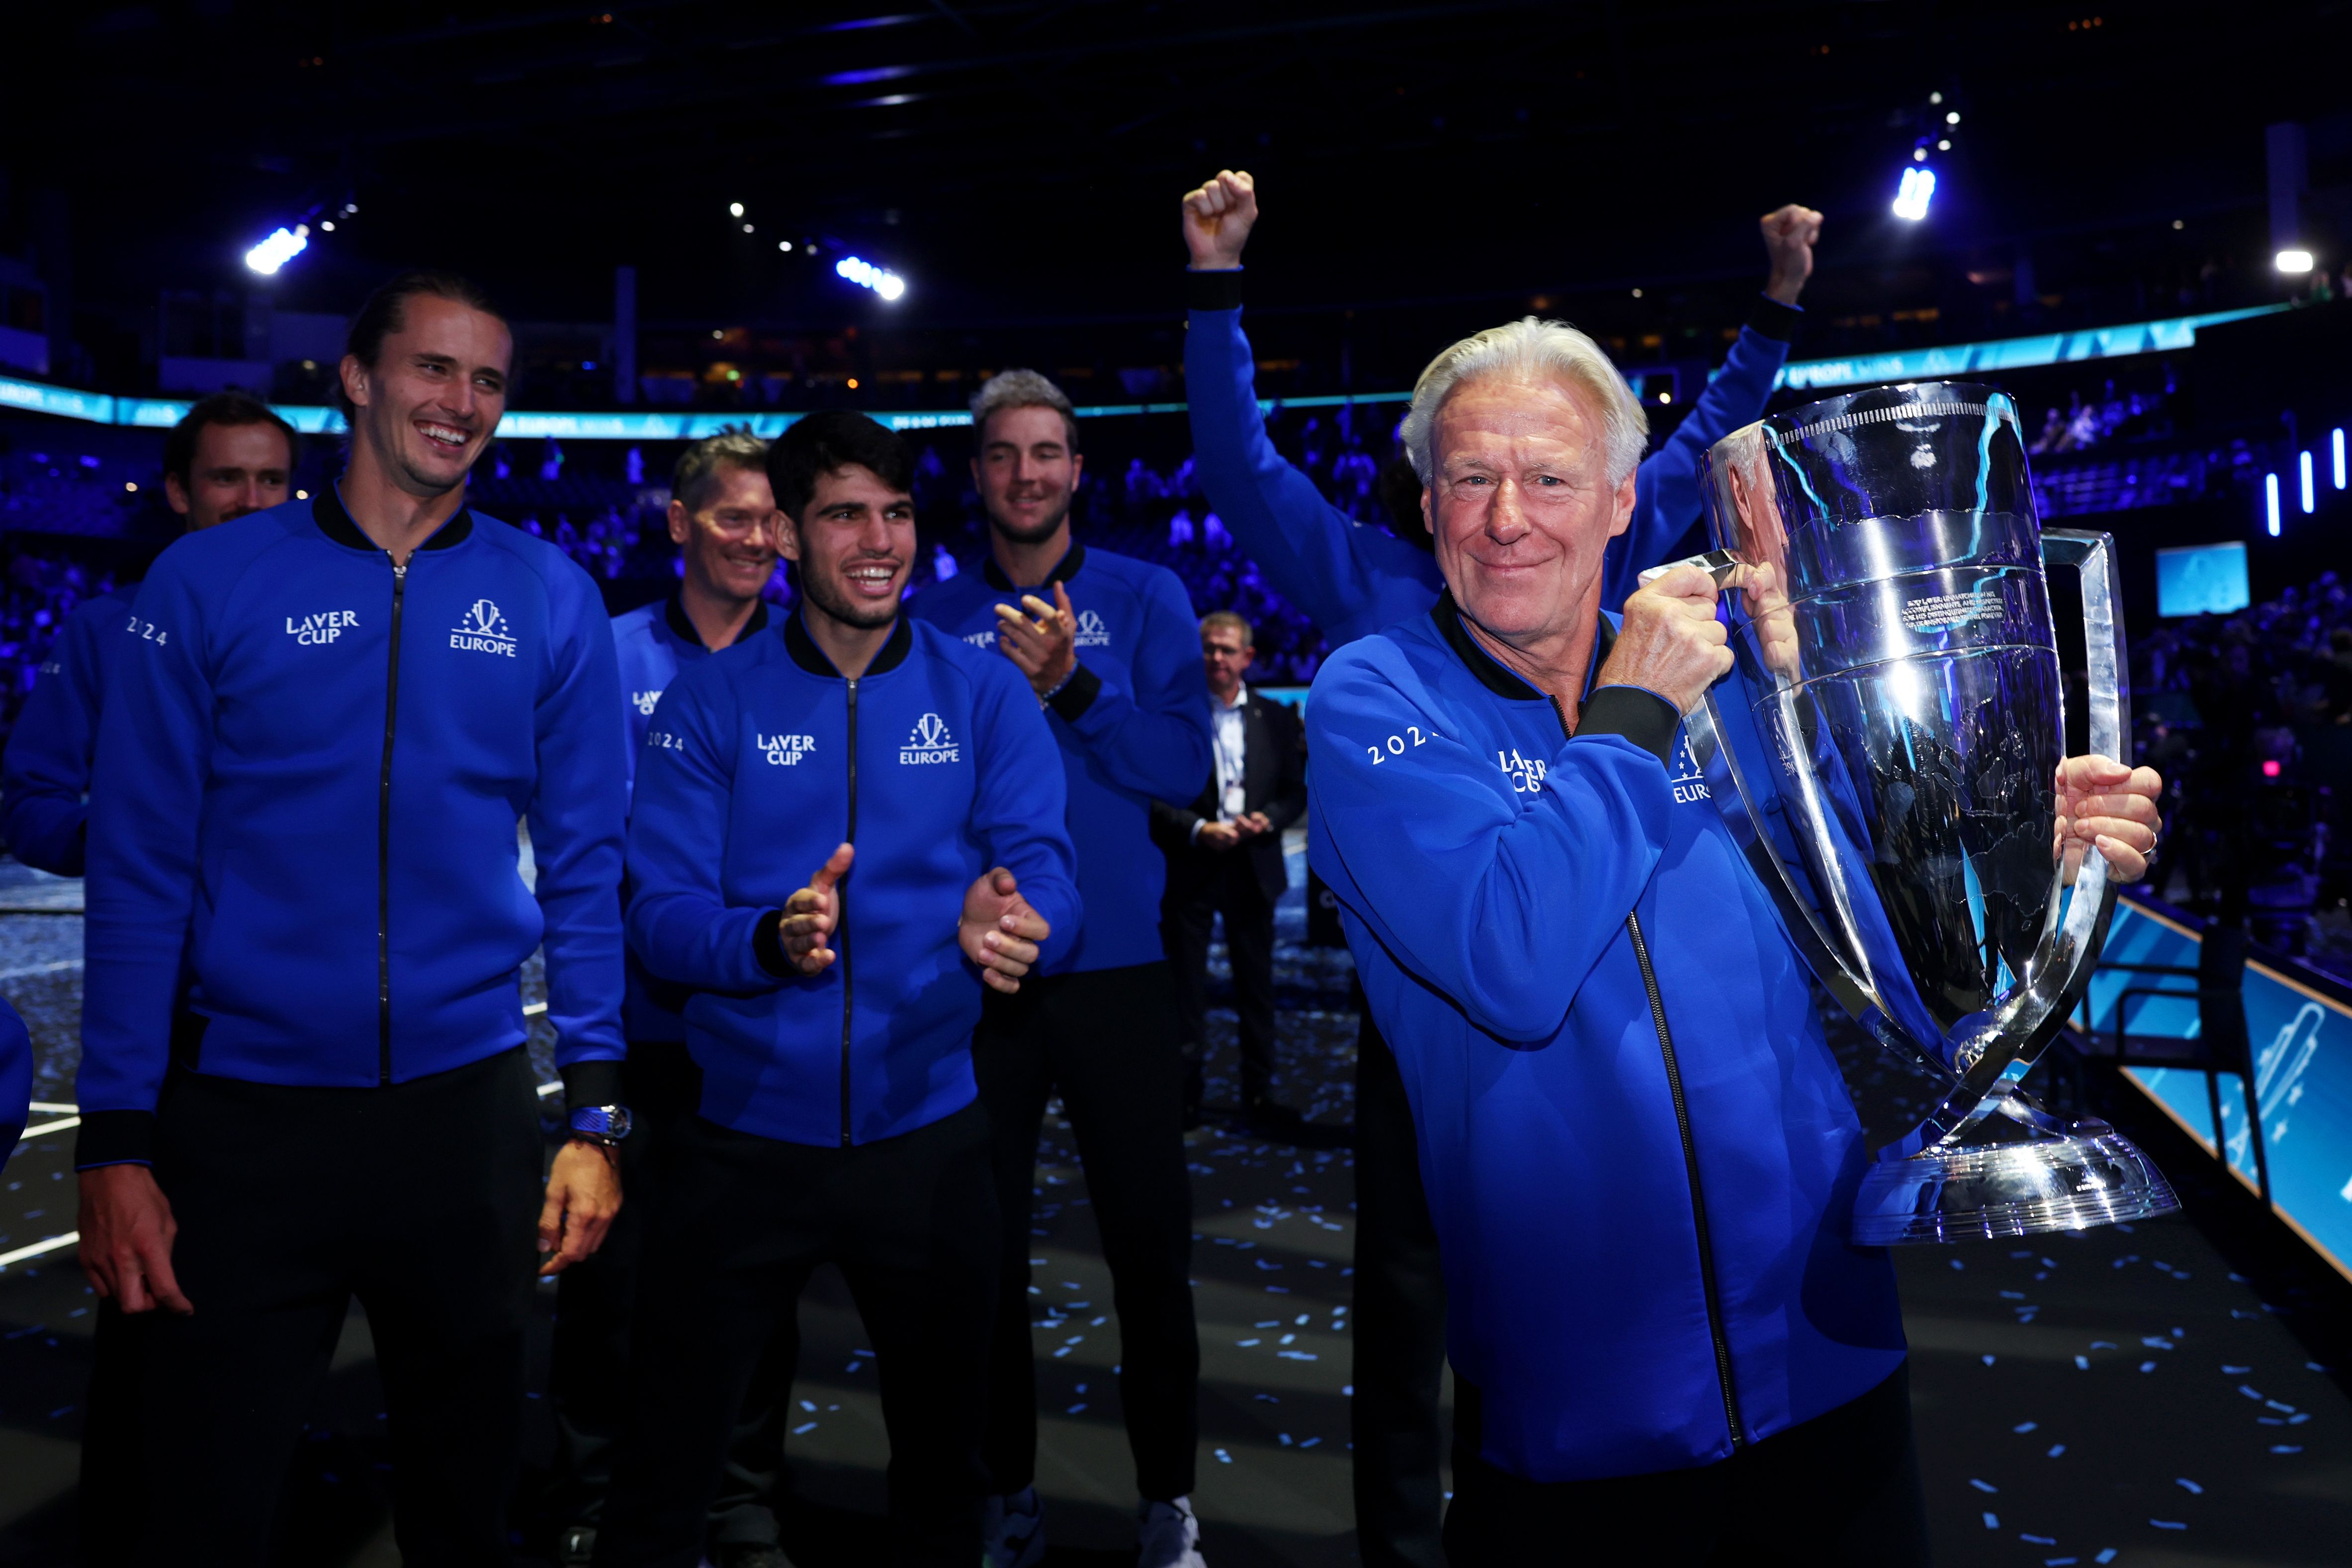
[8,0,2352,336]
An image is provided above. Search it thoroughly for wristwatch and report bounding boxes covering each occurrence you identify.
[568,1104,632,1147]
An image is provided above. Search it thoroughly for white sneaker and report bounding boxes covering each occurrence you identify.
[982,1486,1046,1568]
[1136,1495,1207,1568]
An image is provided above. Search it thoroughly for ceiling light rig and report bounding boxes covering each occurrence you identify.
[835,255,907,301]
[243,197,358,276]
[1892,90,1958,222]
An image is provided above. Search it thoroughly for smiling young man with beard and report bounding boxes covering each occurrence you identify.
[75,271,631,1564]
[551,431,790,1567]
[595,412,1079,1568]
[910,372,1215,1568]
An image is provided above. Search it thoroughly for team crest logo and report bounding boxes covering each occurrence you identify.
[759,732,817,766]
[900,712,959,765]
[1497,747,1546,795]
[1668,731,1710,804]
[633,690,662,716]
[450,599,517,657]
[285,610,357,646]
[1073,609,1111,647]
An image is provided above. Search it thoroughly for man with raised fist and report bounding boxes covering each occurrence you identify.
[596,412,1080,1568]
[1179,169,1824,1568]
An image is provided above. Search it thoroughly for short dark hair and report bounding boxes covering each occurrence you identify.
[768,412,915,521]
[337,270,508,422]
[164,392,297,486]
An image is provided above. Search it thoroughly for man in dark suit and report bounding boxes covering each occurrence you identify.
[1152,611,1307,1130]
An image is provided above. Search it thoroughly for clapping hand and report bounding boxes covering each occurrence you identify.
[959,867,1051,993]
[779,843,854,974]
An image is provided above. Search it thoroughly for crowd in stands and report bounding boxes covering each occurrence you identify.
[0,552,127,741]
[2135,570,2352,966]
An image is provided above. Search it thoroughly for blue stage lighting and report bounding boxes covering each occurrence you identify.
[2334,428,2346,489]
[2301,450,2316,514]
[1892,167,1936,222]
[2265,473,2281,536]
[834,255,907,301]
[244,224,309,275]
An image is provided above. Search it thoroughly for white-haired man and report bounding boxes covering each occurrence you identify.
[1304,319,2162,1563]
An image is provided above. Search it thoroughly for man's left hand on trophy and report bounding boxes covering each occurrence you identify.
[2054,755,2164,884]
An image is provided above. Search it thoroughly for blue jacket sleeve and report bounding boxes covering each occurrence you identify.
[80,561,215,1154]
[0,994,28,1157]
[1046,567,1214,802]
[1185,297,1440,645]
[625,670,786,995]
[1603,319,1793,608]
[1305,650,1674,1042]
[969,660,1082,966]
[529,566,631,1106]
[1,595,119,876]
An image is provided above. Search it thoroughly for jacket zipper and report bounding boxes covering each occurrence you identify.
[378,559,408,1086]
[839,675,860,1146]
[1549,691,1744,1450]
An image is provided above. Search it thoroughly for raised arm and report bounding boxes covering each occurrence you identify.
[529,568,632,1110]
[1601,204,1821,606]
[1182,171,1442,646]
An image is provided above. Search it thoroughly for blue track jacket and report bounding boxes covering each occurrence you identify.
[911,542,1211,975]
[1184,271,1797,647]
[1306,594,1905,1483]
[611,593,770,1043]
[77,489,629,1167]
[1,587,134,875]
[0,994,29,1157]
[626,610,1081,1146]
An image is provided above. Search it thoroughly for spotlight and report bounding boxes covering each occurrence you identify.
[834,255,908,301]
[1913,147,1928,161]
[2265,473,2281,536]
[2275,249,2314,274]
[244,224,310,274]
[1945,111,1961,124]
[1936,139,1950,150]
[743,223,755,234]
[1892,167,1936,222]
[778,240,794,253]
[729,201,745,218]
[320,220,336,231]
[2301,450,2316,514]
[2333,428,2346,489]
[1929,91,1943,103]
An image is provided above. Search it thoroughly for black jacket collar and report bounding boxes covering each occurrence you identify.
[783,605,912,679]
[981,538,1086,593]
[1431,589,1617,704]
[664,592,770,651]
[311,484,473,554]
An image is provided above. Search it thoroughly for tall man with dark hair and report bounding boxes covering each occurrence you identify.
[1178,169,1825,1568]
[0,391,296,1565]
[1150,611,1307,1128]
[2,391,295,875]
[553,430,786,1568]
[75,272,630,1563]
[912,372,1215,1568]
[596,412,1079,1568]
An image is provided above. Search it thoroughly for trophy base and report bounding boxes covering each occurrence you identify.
[1852,1120,2179,1245]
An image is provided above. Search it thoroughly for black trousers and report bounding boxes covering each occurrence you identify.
[1350,1010,1449,1568]
[973,962,1199,1502]
[77,1300,148,1568]
[1163,860,1281,1104]
[549,1042,792,1550]
[138,1047,543,1567]
[594,1103,999,1568]
[1443,1363,1931,1567]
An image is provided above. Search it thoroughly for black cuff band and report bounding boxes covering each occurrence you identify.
[1579,686,1681,767]
[1047,662,1103,723]
[751,908,792,978]
[560,1059,624,1115]
[1186,268,1245,312]
[75,1109,156,1170]
[1746,294,1804,344]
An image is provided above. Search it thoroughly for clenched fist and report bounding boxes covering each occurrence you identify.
[1182,170,1258,271]
[1760,204,1825,306]
[1593,563,1733,716]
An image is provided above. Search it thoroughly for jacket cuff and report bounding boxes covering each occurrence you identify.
[1186,267,1245,312]
[75,1109,155,1170]
[1047,663,1103,724]
[750,908,792,978]
[1746,294,1804,343]
[1579,686,1681,767]
[560,1059,625,1115]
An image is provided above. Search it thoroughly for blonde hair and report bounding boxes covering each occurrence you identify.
[1398,317,1649,486]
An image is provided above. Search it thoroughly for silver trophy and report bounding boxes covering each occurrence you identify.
[1685,381,2178,1244]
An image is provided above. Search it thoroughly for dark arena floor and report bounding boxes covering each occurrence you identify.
[3,850,2350,1568]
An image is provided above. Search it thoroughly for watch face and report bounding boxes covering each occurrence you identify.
[571,1105,631,1140]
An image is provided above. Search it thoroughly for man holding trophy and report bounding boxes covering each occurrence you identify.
[1303,318,2162,1562]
